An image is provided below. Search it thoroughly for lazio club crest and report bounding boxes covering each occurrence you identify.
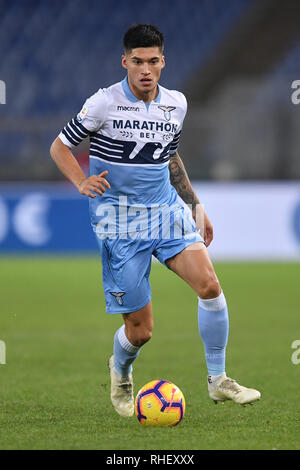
[158,105,176,121]
[110,292,126,306]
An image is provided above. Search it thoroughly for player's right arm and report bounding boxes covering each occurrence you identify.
[50,88,110,198]
[50,137,110,198]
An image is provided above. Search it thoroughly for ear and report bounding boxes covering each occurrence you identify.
[161,55,165,69]
[121,55,128,70]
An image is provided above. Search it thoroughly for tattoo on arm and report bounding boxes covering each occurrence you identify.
[169,152,199,210]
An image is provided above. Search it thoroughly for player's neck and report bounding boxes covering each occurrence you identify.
[127,79,159,104]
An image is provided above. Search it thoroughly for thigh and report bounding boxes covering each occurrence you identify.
[97,237,153,314]
[166,242,221,297]
[153,203,204,267]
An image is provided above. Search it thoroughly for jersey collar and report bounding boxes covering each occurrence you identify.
[122,76,161,104]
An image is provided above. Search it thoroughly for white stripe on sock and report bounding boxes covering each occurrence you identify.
[118,325,140,353]
[198,291,227,311]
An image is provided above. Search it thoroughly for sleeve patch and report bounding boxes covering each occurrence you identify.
[77,105,89,123]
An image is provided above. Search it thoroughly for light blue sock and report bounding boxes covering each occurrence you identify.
[198,292,229,376]
[113,325,140,376]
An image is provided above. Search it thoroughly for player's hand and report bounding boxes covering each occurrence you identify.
[77,171,110,198]
[193,203,214,247]
[203,212,213,247]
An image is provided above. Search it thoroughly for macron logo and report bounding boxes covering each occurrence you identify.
[117,105,140,112]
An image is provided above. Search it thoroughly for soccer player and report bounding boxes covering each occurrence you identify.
[50,24,260,416]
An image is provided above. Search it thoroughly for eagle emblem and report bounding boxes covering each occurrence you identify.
[158,105,176,121]
[110,292,126,306]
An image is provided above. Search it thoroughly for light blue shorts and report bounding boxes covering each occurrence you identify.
[96,205,204,314]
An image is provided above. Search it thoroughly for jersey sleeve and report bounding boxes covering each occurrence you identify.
[169,129,182,155]
[58,89,108,148]
[169,92,187,155]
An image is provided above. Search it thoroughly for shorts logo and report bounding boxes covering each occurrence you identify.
[158,105,176,121]
[110,291,125,305]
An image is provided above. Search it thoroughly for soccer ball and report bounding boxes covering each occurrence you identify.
[135,379,185,427]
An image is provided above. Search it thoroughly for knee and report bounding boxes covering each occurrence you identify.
[198,277,221,299]
[126,325,152,348]
[133,328,152,348]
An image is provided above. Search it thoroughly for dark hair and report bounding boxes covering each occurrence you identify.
[123,24,164,53]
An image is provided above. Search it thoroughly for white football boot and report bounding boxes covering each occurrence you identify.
[208,373,261,405]
[108,355,134,417]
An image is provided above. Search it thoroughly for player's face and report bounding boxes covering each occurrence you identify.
[122,47,165,101]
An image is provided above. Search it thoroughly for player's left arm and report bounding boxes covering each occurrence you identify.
[169,151,213,247]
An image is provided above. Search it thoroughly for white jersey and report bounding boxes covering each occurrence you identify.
[59,76,187,232]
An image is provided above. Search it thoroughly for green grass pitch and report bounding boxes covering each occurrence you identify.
[0,257,299,450]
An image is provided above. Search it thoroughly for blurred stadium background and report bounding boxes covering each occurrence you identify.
[1,0,300,258]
